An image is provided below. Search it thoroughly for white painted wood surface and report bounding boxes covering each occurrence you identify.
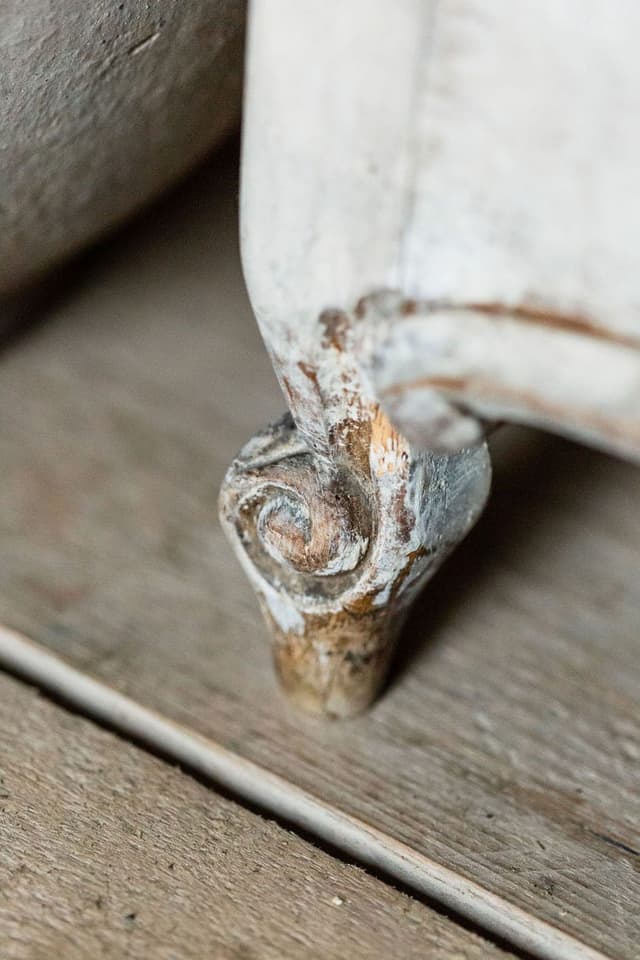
[353,0,640,458]
[241,0,640,354]
[241,0,640,457]
[226,0,640,712]
[358,295,640,461]
[0,155,637,958]
[223,0,491,715]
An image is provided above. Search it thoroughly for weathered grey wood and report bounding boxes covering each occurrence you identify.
[222,0,490,715]
[1,627,602,960]
[0,672,506,959]
[0,150,638,958]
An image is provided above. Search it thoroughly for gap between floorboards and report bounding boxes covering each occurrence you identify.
[0,623,609,960]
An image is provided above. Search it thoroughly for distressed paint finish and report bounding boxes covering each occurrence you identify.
[219,0,490,716]
[352,1,640,461]
[220,318,490,717]
[357,296,640,463]
[221,0,640,713]
[1,182,639,953]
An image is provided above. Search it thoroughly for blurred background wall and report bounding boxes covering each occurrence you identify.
[1,0,246,298]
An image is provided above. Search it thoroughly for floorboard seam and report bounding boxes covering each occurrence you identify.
[0,623,610,960]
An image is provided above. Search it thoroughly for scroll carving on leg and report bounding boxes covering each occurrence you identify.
[219,0,640,715]
[220,305,491,717]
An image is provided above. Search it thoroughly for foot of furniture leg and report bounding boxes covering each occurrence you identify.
[220,406,490,718]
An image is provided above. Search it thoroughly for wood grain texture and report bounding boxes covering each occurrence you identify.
[0,672,505,959]
[0,149,638,957]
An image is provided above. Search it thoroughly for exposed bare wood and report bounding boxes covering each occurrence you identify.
[0,671,510,960]
[219,357,490,717]
[225,0,490,714]
[232,0,640,712]
[0,152,638,957]
[355,294,640,461]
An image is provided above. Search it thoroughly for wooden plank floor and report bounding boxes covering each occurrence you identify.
[1,145,638,958]
[0,672,507,959]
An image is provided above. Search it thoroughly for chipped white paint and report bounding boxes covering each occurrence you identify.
[221,409,491,716]
[258,578,306,638]
[223,0,640,714]
[352,0,640,460]
[220,0,490,717]
[363,301,640,461]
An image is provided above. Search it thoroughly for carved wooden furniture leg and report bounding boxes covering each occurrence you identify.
[220,324,490,718]
[219,1,491,717]
[220,0,640,713]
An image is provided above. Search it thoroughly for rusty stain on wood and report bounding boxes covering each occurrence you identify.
[297,359,321,392]
[466,302,640,352]
[351,292,640,463]
[381,373,640,448]
[320,309,349,352]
